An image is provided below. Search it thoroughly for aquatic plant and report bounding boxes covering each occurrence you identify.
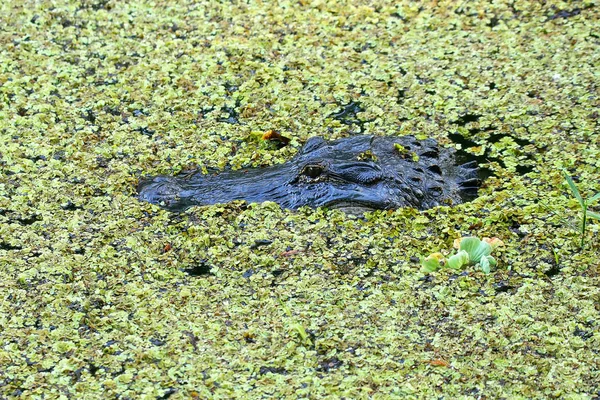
[562,171,600,248]
[279,299,313,347]
[421,237,504,274]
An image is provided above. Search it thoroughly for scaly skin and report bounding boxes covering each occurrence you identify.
[138,135,479,213]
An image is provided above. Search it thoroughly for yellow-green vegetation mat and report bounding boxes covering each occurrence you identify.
[1,0,599,398]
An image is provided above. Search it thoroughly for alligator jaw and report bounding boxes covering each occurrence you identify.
[324,201,380,215]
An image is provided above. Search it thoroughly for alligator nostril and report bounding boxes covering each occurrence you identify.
[302,164,324,179]
[421,149,439,158]
[427,165,442,175]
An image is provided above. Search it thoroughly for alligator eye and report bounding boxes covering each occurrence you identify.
[302,165,324,179]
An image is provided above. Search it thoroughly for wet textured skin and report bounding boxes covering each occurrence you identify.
[138,135,479,213]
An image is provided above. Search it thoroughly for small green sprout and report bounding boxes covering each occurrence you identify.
[562,170,600,248]
[394,143,419,162]
[357,149,378,162]
[421,237,504,274]
[278,299,312,347]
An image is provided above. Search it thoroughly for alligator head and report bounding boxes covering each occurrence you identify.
[138,135,479,214]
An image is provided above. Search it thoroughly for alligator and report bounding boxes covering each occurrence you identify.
[138,135,480,214]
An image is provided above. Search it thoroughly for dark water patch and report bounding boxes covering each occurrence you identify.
[150,338,165,346]
[24,154,48,163]
[103,105,121,116]
[396,88,407,104]
[81,108,96,124]
[330,101,362,121]
[216,99,243,124]
[157,388,177,399]
[181,260,212,276]
[493,281,515,294]
[453,113,481,126]
[271,269,285,278]
[94,76,118,86]
[134,126,155,137]
[573,323,595,340]
[0,242,22,251]
[250,239,273,249]
[317,357,343,372]
[259,366,288,375]
[486,16,500,28]
[515,164,534,175]
[223,82,238,94]
[450,133,494,181]
[449,131,536,177]
[13,214,42,226]
[79,0,112,11]
[546,7,581,21]
[60,200,83,211]
[487,133,532,147]
[544,263,561,278]
[329,100,374,132]
[545,3,594,22]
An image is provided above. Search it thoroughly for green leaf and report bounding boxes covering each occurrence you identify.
[480,256,491,274]
[292,323,312,346]
[278,299,292,317]
[587,210,600,220]
[421,253,443,273]
[483,237,504,250]
[485,255,497,268]
[459,237,480,255]
[459,237,492,263]
[563,170,584,208]
[447,250,470,269]
[589,192,600,204]
[421,259,440,273]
